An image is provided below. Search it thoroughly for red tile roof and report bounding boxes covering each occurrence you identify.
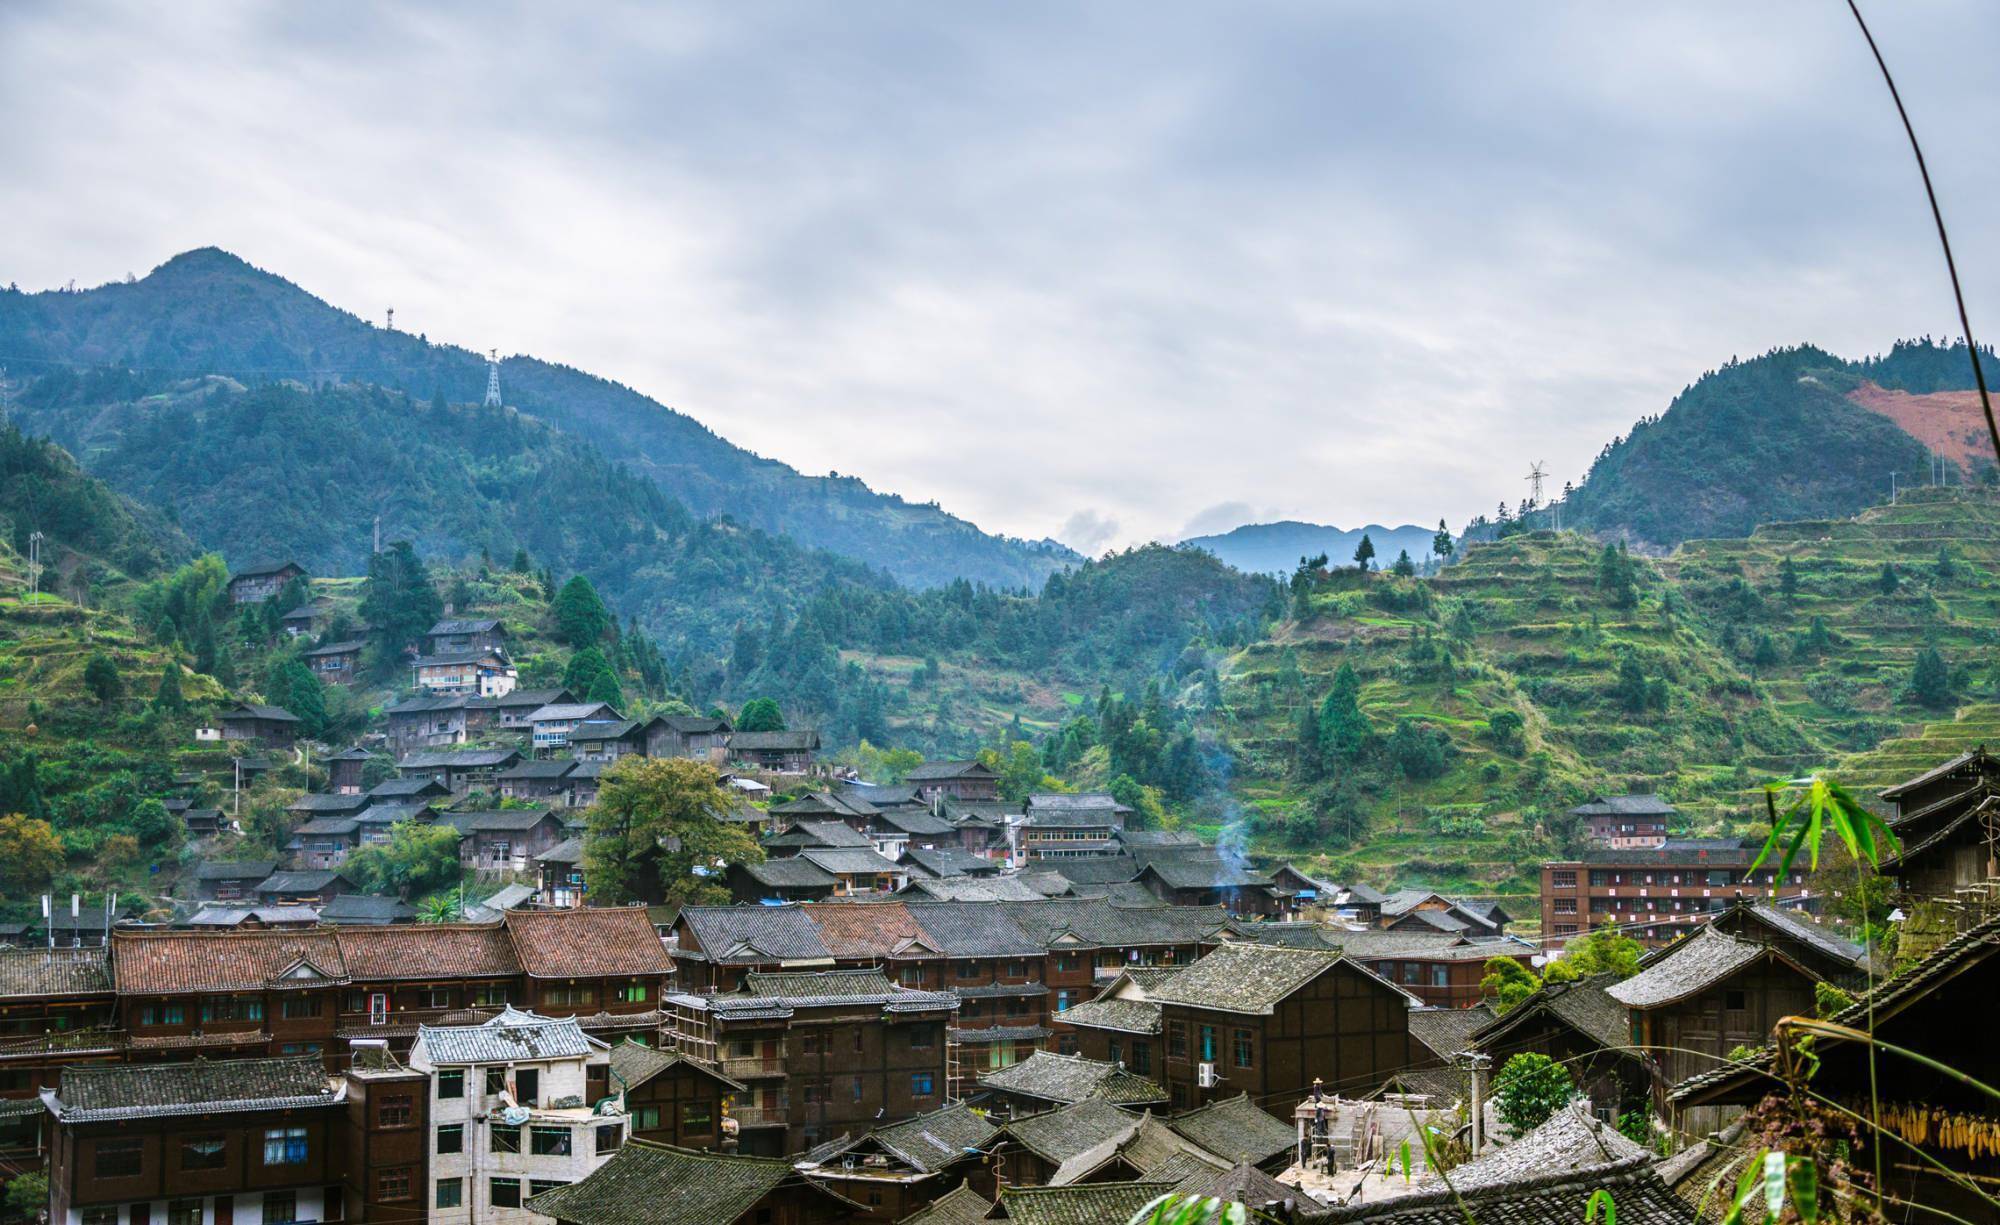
[806,901,931,959]
[112,930,349,995]
[505,908,675,979]
[339,923,521,981]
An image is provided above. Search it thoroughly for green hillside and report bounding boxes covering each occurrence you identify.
[1215,487,2000,909]
[0,249,1077,590]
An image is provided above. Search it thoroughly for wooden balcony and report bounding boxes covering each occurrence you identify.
[721,1055,788,1079]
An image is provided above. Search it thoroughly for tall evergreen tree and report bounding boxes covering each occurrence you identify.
[552,575,612,648]
[360,540,441,655]
[152,662,187,714]
[1316,663,1371,765]
[1391,549,1416,577]
[1778,556,1799,601]
[1910,647,1952,708]
[1432,519,1455,563]
[1352,534,1376,572]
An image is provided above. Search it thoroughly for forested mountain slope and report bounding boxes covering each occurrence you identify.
[1555,340,1996,549]
[0,249,1077,589]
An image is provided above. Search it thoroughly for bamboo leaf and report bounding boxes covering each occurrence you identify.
[1585,1187,1617,1225]
[1763,1150,1786,1217]
[1787,1155,1820,1224]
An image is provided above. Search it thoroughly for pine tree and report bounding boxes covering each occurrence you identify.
[552,575,612,648]
[271,659,328,738]
[360,540,442,654]
[1432,519,1455,563]
[1910,647,1952,708]
[82,654,121,704]
[585,669,625,709]
[563,646,616,701]
[1879,562,1900,595]
[1353,534,1376,572]
[1316,663,1371,765]
[1778,556,1799,601]
[1936,545,1958,583]
[1391,549,1416,577]
[1613,654,1649,713]
[153,662,187,713]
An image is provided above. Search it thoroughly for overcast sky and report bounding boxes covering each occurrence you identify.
[3,2,1995,552]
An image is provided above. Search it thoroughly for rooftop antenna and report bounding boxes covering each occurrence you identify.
[1524,461,1547,510]
[484,349,503,408]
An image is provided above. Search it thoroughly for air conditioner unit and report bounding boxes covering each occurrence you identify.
[1197,1062,1220,1088]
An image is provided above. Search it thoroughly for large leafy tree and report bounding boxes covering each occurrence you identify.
[346,821,462,899]
[736,697,786,733]
[1909,646,1952,708]
[1493,1052,1576,1134]
[552,575,612,648]
[268,659,328,738]
[0,814,65,897]
[1543,924,1642,982]
[82,653,122,704]
[1480,958,1541,1014]
[583,757,762,905]
[563,647,617,702]
[360,540,441,656]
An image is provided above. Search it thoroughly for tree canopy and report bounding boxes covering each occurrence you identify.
[582,757,763,905]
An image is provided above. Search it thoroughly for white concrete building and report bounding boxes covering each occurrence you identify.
[410,1008,626,1225]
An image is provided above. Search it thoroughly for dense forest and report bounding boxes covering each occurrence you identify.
[0,248,1077,589]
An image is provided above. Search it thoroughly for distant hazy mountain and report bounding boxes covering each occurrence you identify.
[1180,521,1440,575]
[0,249,1079,590]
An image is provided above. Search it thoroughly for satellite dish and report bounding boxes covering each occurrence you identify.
[501,1105,532,1126]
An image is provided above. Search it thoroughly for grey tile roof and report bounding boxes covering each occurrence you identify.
[1172,1159,1302,1210]
[1147,942,1343,1014]
[993,1182,1171,1225]
[977,1050,1165,1106]
[1041,856,1140,885]
[536,836,586,865]
[418,1008,598,1064]
[437,808,559,833]
[1168,1093,1296,1166]
[906,760,997,782]
[901,876,1047,902]
[800,846,906,877]
[903,848,1000,878]
[1051,997,1163,1035]
[864,1101,1000,1172]
[1407,1004,1495,1062]
[194,857,280,881]
[1003,1097,1144,1165]
[291,816,361,836]
[876,808,958,836]
[288,792,369,813]
[1609,927,1765,1009]
[1879,746,1998,798]
[317,894,418,925]
[427,618,502,635]
[608,1038,744,1094]
[525,1139,799,1225]
[904,902,1051,957]
[0,948,112,998]
[1320,1157,1692,1224]
[770,790,880,819]
[729,730,822,751]
[1427,1102,1649,1193]
[50,1054,336,1121]
[528,701,621,722]
[1475,974,1631,1054]
[499,759,579,780]
[764,818,874,849]
[1571,794,1679,817]
[256,870,352,893]
[679,905,834,962]
[1135,856,1273,890]
[739,968,957,1014]
[368,776,450,798]
[223,703,299,723]
[397,748,520,769]
[895,1180,992,1225]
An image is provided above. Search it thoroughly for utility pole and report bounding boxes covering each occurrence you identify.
[1461,1052,1491,1157]
[27,530,45,602]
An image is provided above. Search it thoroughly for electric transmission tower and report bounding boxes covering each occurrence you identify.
[484,350,503,407]
[1524,461,1547,510]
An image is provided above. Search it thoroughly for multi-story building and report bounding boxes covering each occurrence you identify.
[411,650,518,698]
[1571,794,1677,849]
[410,1009,621,1225]
[662,968,958,1156]
[41,1050,430,1225]
[1539,838,1812,946]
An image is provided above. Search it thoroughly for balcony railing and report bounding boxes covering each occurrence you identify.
[728,1104,789,1128]
[0,1029,126,1060]
[721,1056,787,1079]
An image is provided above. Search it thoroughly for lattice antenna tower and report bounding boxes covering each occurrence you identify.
[1524,461,1547,509]
[484,349,503,407]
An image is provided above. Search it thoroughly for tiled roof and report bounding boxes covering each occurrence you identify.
[288,792,369,813]
[437,808,558,833]
[800,846,905,877]
[1003,1098,1144,1165]
[315,894,418,925]
[427,617,502,635]
[0,948,111,998]
[419,1008,598,1064]
[507,907,676,978]
[678,905,833,963]
[367,776,449,798]
[184,905,322,927]
[1879,746,1998,799]
[608,1039,744,1093]
[194,858,279,881]
[1569,838,1763,867]
[764,819,873,849]
[1135,857,1273,890]
[866,1101,1000,1172]
[1319,1156,1691,1224]
[1609,927,1766,1009]
[291,816,361,836]
[1040,856,1140,885]
[1427,1102,1649,1193]
[499,759,579,780]
[493,687,575,709]
[977,1050,1166,1106]
[572,719,645,743]
[398,748,520,769]
[1168,1093,1296,1166]
[223,703,299,723]
[906,760,997,782]
[537,836,586,865]
[740,858,842,889]
[1407,1004,1495,1062]
[1147,942,1343,1014]
[1172,1159,1302,1210]
[902,876,1046,902]
[948,1024,1051,1044]
[876,808,957,836]
[524,1139,796,1225]
[1570,794,1679,817]
[905,902,1051,957]
[1475,974,1631,1054]
[895,1181,992,1225]
[112,929,350,994]
[50,1054,336,1121]
[992,1181,1170,1225]
[339,923,518,978]
[256,870,352,893]
[528,702,620,722]
[806,901,931,958]
[770,790,879,819]
[738,968,956,1014]
[1053,996,1163,1034]
[903,848,996,878]
[1121,1112,1226,1177]
[729,730,822,751]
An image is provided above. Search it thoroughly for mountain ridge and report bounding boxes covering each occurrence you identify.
[0,248,1079,590]
[1181,520,1440,576]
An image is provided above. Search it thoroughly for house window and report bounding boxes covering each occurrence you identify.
[912,1072,935,1098]
[437,1178,463,1209]
[436,1123,466,1154]
[1130,1041,1151,1075]
[377,1167,413,1202]
[1554,898,1577,914]
[140,1003,184,1026]
[168,1200,203,1225]
[438,1070,465,1099]
[957,961,982,979]
[471,984,510,1007]
[1432,965,1450,988]
[369,993,389,1024]
[1200,1025,1217,1063]
[180,1135,227,1170]
[542,986,592,1007]
[900,965,926,987]
[530,1126,572,1156]
[485,1068,508,1096]
[492,1124,522,1153]
[491,1178,523,1208]
[263,1192,298,1224]
[1167,1021,1188,1059]
[426,988,452,1009]
[801,1032,825,1055]
[263,1126,309,1165]
[683,1102,714,1134]
[379,1093,414,1127]
[201,996,264,1022]
[1550,870,1577,889]
[282,996,321,1019]
[1056,1032,1079,1056]
[1725,989,1748,1013]
[1055,990,1071,1011]
[530,1180,568,1197]
[596,1123,624,1153]
[908,1024,935,1049]
[616,980,649,1003]
[1233,1029,1255,1069]
[632,1105,662,1130]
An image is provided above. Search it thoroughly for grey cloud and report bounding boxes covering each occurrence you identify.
[1058,509,1122,557]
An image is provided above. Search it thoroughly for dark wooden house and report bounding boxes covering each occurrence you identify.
[904,760,1001,803]
[793,1102,997,1223]
[219,703,300,746]
[1471,973,1647,1120]
[608,1039,745,1152]
[301,639,364,686]
[423,617,509,656]
[727,730,822,773]
[325,747,375,795]
[395,747,522,794]
[225,560,306,604]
